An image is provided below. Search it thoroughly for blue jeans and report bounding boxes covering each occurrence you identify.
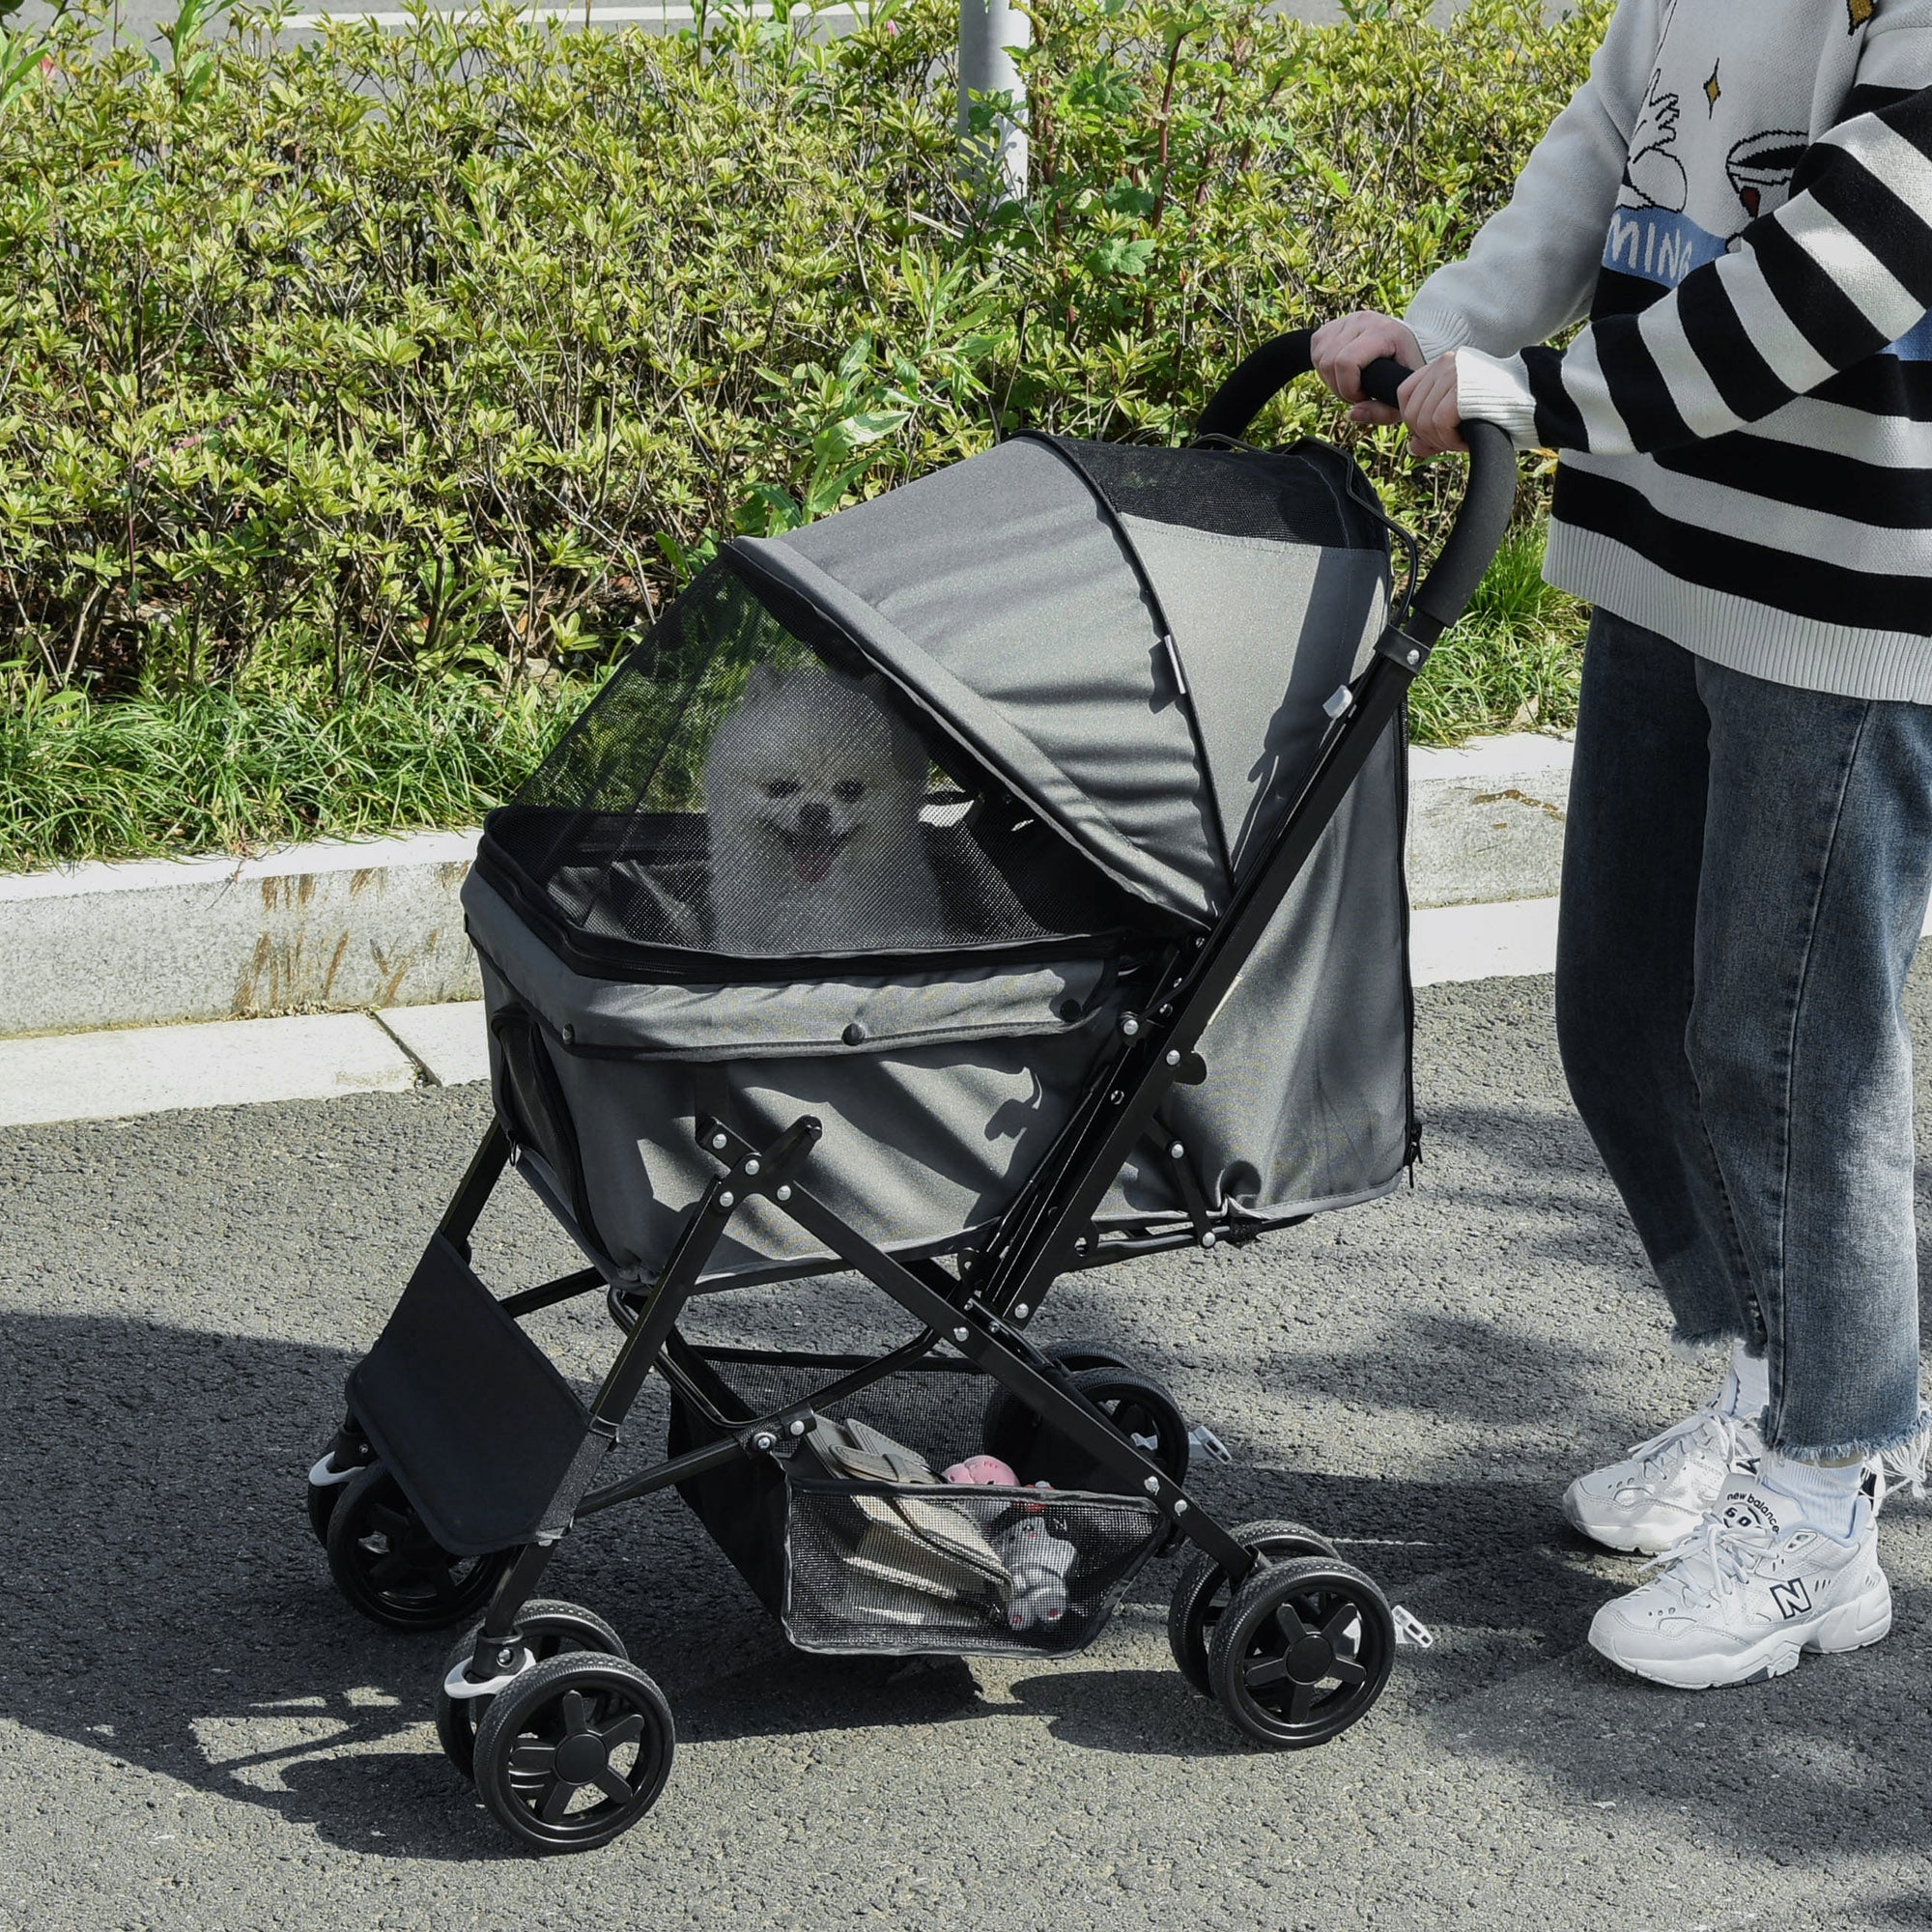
[1555,610,1931,1461]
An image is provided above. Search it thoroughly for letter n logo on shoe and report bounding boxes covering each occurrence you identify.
[1770,1578,1811,1619]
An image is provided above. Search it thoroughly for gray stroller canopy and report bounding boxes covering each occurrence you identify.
[737,435,1393,921]
[476,433,1394,981]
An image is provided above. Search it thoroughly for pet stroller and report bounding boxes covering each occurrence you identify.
[304,333,1515,1853]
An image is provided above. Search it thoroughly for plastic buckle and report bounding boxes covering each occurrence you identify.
[1187,1423,1234,1465]
[1391,1604,1435,1649]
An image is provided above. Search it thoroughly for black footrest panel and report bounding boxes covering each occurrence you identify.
[347,1233,592,1555]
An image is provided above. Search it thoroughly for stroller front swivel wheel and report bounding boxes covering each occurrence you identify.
[437,1600,629,1782]
[472,1652,675,1854]
[1167,1519,1341,1696]
[325,1464,514,1632]
[1207,1556,1394,1748]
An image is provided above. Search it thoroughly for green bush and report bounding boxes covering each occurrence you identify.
[0,0,1600,862]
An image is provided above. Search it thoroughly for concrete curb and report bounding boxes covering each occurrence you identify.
[0,829,482,1038]
[0,732,1577,1043]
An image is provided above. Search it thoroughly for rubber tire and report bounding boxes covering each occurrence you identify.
[979,1340,1133,1468]
[437,1601,629,1783]
[473,1652,675,1854]
[325,1463,514,1633]
[984,1364,1190,1494]
[1207,1555,1395,1748]
[1167,1520,1342,1697]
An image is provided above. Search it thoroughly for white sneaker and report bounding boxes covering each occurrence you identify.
[1587,1481,1891,1690]
[1563,1406,1765,1555]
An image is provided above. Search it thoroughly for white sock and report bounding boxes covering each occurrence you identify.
[1759,1450,1864,1537]
[1715,1342,1770,1424]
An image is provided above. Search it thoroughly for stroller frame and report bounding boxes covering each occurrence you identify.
[309,333,1518,1851]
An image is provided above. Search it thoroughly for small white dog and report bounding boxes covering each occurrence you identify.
[704,664,945,956]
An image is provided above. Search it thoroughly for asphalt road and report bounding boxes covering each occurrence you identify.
[3,970,1929,1932]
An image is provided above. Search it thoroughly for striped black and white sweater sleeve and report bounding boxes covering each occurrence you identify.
[1453,82,1932,453]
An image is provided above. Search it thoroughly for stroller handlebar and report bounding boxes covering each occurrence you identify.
[1195,327,1518,646]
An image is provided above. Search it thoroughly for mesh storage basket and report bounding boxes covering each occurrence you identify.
[664,1327,1162,1658]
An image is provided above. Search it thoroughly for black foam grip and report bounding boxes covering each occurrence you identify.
[1359,356,1412,408]
[1195,329,1520,639]
[1193,327,1314,441]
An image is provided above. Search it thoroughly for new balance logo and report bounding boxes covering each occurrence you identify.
[1770,1578,1811,1620]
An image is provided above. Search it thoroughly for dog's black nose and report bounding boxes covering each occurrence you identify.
[797,800,833,837]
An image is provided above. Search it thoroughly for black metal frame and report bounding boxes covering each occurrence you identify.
[350,329,1520,1694]
[412,596,1430,1687]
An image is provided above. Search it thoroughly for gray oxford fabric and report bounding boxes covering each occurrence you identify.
[467,873,1126,1281]
[740,437,1221,920]
[1116,514,1388,879]
[467,429,1415,1282]
[1098,724,1410,1230]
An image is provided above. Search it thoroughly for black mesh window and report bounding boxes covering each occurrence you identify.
[1056,437,1390,550]
[478,554,1154,978]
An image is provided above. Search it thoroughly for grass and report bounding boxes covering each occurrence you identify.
[0,526,1583,873]
[1406,522,1587,747]
[0,676,586,873]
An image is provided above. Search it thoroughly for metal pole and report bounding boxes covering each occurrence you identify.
[957,0,1029,202]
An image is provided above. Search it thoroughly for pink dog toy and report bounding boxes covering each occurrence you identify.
[941,1453,1019,1488]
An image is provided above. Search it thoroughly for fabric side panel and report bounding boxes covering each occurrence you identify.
[1129,722,1410,1223]
[1119,516,1389,880]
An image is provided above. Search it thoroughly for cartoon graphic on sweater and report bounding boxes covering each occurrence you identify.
[1725,129,1805,224]
[1619,72,1689,210]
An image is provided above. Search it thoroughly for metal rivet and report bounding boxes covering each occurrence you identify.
[1109,1090,1124,1105]
[1174,1497,1189,1515]
[1073,1237,1089,1254]
[788,1418,807,1436]
[1165,1049,1180,1066]
[952,1326,969,1343]
[711,1132,727,1151]
[1201,1231,1216,1248]
[1168,1141,1184,1160]
[753,1433,776,1452]
[776,1184,792,1202]
[718,1190,735,1208]
[1406,648,1421,667]
[1121,1015,1140,1037]
[497,1646,518,1666]
[1143,1476,1159,1495]
[841,1021,866,1047]
[743,1157,760,1176]
[560,1024,575,1045]
[1013,1303,1030,1320]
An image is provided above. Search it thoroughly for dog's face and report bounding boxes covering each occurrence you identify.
[705,666,926,888]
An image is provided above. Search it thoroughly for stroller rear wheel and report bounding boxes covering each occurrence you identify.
[1207,1556,1394,1748]
[325,1464,515,1632]
[472,1652,675,1853]
[437,1600,629,1782]
[982,1361,1190,1493]
[1166,1520,1341,1696]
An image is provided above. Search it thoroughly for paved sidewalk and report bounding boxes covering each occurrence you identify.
[2,972,1928,1930]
